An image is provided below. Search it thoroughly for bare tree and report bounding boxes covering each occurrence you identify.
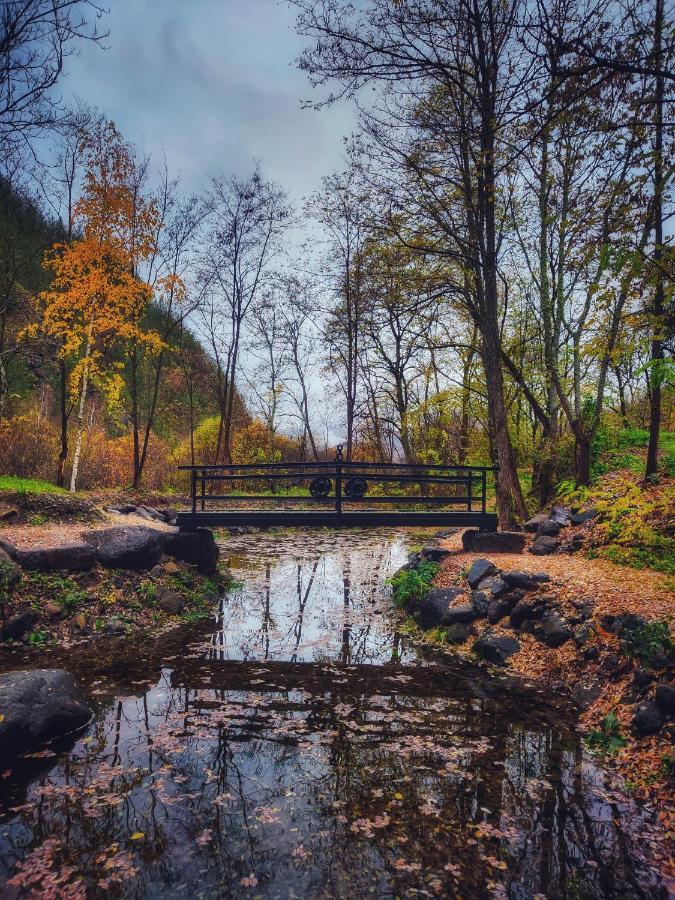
[131,175,207,488]
[277,274,321,461]
[244,288,287,460]
[308,163,370,461]
[200,167,290,463]
[0,1,106,149]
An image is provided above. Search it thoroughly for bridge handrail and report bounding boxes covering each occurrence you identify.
[178,461,496,471]
[179,448,497,525]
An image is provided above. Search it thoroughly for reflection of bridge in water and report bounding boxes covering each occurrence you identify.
[176,446,498,532]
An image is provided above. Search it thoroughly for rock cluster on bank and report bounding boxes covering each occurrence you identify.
[396,550,608,673]
[0,525,223,644]
[0,525,218,577]
[524,504,597,555]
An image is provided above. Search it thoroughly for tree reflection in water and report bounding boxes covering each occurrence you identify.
[0,530,665,898]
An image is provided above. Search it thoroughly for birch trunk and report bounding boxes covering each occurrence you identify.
[69,325,93,493]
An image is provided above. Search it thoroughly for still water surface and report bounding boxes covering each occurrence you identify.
[0,529,665,898]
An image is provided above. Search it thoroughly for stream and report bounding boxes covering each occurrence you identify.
[0,528,666,899]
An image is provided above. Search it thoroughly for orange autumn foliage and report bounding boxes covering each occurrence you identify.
[25,121,165,405]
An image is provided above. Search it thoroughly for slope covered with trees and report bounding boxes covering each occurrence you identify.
[0,0,671,533]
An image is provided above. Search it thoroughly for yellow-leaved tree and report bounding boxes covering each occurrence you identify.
[28,121,164,491]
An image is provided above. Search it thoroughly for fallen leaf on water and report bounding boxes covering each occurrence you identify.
[129,832,145,841]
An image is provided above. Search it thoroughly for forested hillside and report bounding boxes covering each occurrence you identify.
[0,0,672,530]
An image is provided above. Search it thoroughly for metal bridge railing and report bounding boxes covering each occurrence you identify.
[178,445,497,527]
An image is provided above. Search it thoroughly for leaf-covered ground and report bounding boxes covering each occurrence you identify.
[429,527,674,886]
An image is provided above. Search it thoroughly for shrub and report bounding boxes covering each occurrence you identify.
[618,618,674,668]
[389,561,439,609]
[585,711,627,755]
[27,574,89,615]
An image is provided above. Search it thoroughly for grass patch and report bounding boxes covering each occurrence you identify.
[557,453,675,575]
[389,560,439,610]
[0,476,66,494]
[585,711,627,755]
[618,618,674,668]
[26,573,89,615]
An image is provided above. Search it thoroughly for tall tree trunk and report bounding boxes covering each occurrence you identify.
[479,91,528,527]
[56,357,69,487]
[646,0,665,478]
[70,326,92,493]
[131,343,141,488]
[575,430,592,487]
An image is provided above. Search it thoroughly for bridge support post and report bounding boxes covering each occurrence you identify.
[335,445,343,516]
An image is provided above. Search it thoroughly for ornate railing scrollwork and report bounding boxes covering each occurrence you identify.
[309,476,332,498]
[344,476,367,498]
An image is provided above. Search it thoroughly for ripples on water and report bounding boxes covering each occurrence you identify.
[0,529,665,898]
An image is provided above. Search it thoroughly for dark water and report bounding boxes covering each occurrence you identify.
[0,529,666,899]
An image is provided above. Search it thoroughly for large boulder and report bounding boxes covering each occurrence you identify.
[476,574,500,592]
[0,669,92,763]
[421,545,451,563]
[524,514,548,533]
[157,587,185,615]
[160,507,179,525]
[529,535,560,556]
[444,623,472,644]
[536,611,573,648]
[535,519,561,537]
[418,588,475,629]
[473,633,520,666]
[487,591,523,624]
[502,571,550,592]
[164,528,219,574]
[467,558,499,589]
[550,505,572,526]
[136,505,166,523]
[571,680,603,710]
[571,508,598,526]
[510,597,546,629]
[0,504,19,523]
[655,683,675,716]
[83,526,166,571]
[633,700,665,737]
[1,611,37,641]
[15,542,96,573]
[488,575,511,599]
[0,548,21,590]
[462,531,527,554]
[470,590,490,617]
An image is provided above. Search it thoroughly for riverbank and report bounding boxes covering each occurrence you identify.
[395,524,674,888]
[0,507,228,647]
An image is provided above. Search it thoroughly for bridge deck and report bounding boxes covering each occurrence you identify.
[176,509,498,530]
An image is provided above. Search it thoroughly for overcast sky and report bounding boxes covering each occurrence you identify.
[61,0,355,206]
